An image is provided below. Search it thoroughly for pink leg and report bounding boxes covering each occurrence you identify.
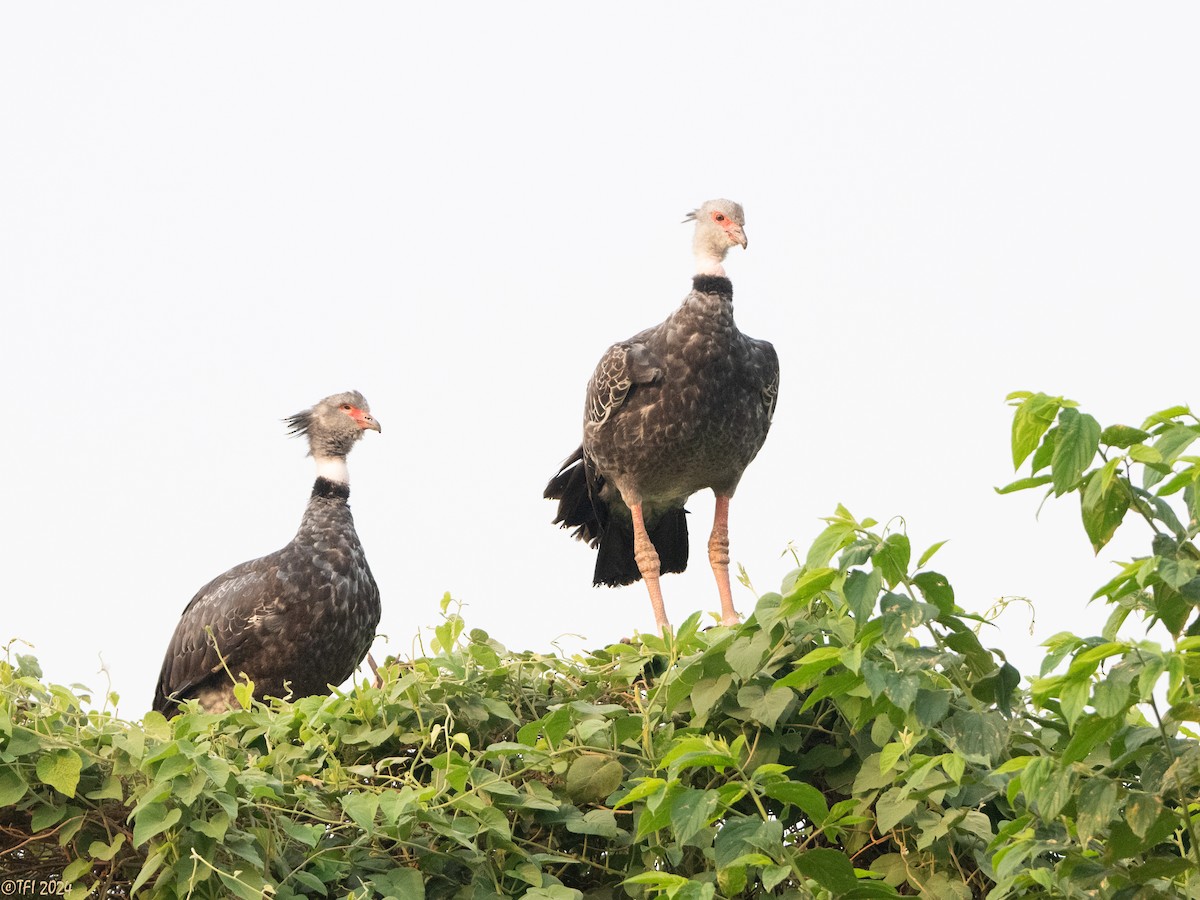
[709,496,740,625]
[631,503,671,633]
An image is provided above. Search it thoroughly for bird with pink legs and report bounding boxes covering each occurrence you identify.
[547,199,779,634]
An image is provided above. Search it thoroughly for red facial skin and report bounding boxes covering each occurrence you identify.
[342,405,381,432]
[710,210,747,248]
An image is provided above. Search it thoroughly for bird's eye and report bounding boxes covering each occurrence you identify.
[714,213,725,222]
[341,404,352,411]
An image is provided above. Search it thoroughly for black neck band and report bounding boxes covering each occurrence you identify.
[312,477,351,500]
[692,274,732,296]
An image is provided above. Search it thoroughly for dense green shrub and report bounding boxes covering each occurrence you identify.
[1,393,1197,898]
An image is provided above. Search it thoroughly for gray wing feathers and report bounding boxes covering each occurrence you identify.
[757,340,780,423]
[159,560,281,700]
[587,342,662,426]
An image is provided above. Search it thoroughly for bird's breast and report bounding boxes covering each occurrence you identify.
[585,332,774,501]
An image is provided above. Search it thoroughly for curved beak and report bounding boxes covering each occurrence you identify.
[351,408,382,433]
[728,223,748,249]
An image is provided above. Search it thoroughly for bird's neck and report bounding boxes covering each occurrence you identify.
[692,274,733,296]
[311,476,351,502]
[681,275,735,324]
[693,250,728,277]
[314,456,349,485]
[299,477,355,542]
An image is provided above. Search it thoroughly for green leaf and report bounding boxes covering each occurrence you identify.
[1109,812,1178,858]
[129,847,167,896]
[218,867,272,900]
[878,741,905,774]
[912,570,954,614]
[914,689,951,727]
[1129,857,1194,885]
[1080,466,1130,553]
[807,522,855,569]
[664,737,736,774]
[1126,791,1163,839]
[566,808,619,838]
[941,752,966,785]
[869,852,907,888]
[1051,408,1101,495]
[1144,424,1200,488]
[565,754,623,803]
[231,678,255,710]
[762,864,791,891]
[0,767,28,806]
[691,674,732,719]
[30,803,66,832]
[670,788,720,845]
[1143,404,1192,425]
[1012,392,1063,468]
[793,847,859,893]
[763,781,829,824]
[290,870,333,895]
[341,791,380,830]
[1158,555,1198,588]
[1035,769,1076,819]
[614,777,666,808]
[1155,463,1199,497]
[1030,425,1058,474]
[61,857,92,885]
[84,775,123,802]
[844,568,882,622]
[1075,777,1117,847]
[875,787,917,832]
[780,567,837,612]
[715,817,770,869]
[1101,424,1151,448]
[946,710,1007,764]
[87,833,126,862]
[131,801,182,847]
[525,887,583,900]
[36,749,82,798]
[971,663,1021,711]
[1061,714,1122,766]
[540,706,574,746]
[994,474,1055,495]
[623,872,690,889]
[742,686,794,729]
[775,645,843,690]
[873,533,911,587]
[725,630,772,680]
[916,539,948,568]
[190,811,231,841]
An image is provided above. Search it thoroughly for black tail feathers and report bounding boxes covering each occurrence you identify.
[545,446,605,546]
[546,446,689,586]
[593,507,689,587]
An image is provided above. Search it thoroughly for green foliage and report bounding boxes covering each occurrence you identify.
[996,392,1200,897]
[1,392,1198,898]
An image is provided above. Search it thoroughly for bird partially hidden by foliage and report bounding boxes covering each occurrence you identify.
[153,391,382,715]
[546,200,779,633]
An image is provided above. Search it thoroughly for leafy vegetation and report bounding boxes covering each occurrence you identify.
[2,392,1198,898]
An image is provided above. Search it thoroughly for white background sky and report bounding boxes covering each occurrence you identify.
[2,4,1197,718]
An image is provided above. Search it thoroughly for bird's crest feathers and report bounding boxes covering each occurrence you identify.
[285,409,315,439]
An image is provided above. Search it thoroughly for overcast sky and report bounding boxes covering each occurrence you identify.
[3,4,1197,718]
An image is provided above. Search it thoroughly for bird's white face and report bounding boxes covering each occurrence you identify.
[691,200,748,277]
[707,207,748,250]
